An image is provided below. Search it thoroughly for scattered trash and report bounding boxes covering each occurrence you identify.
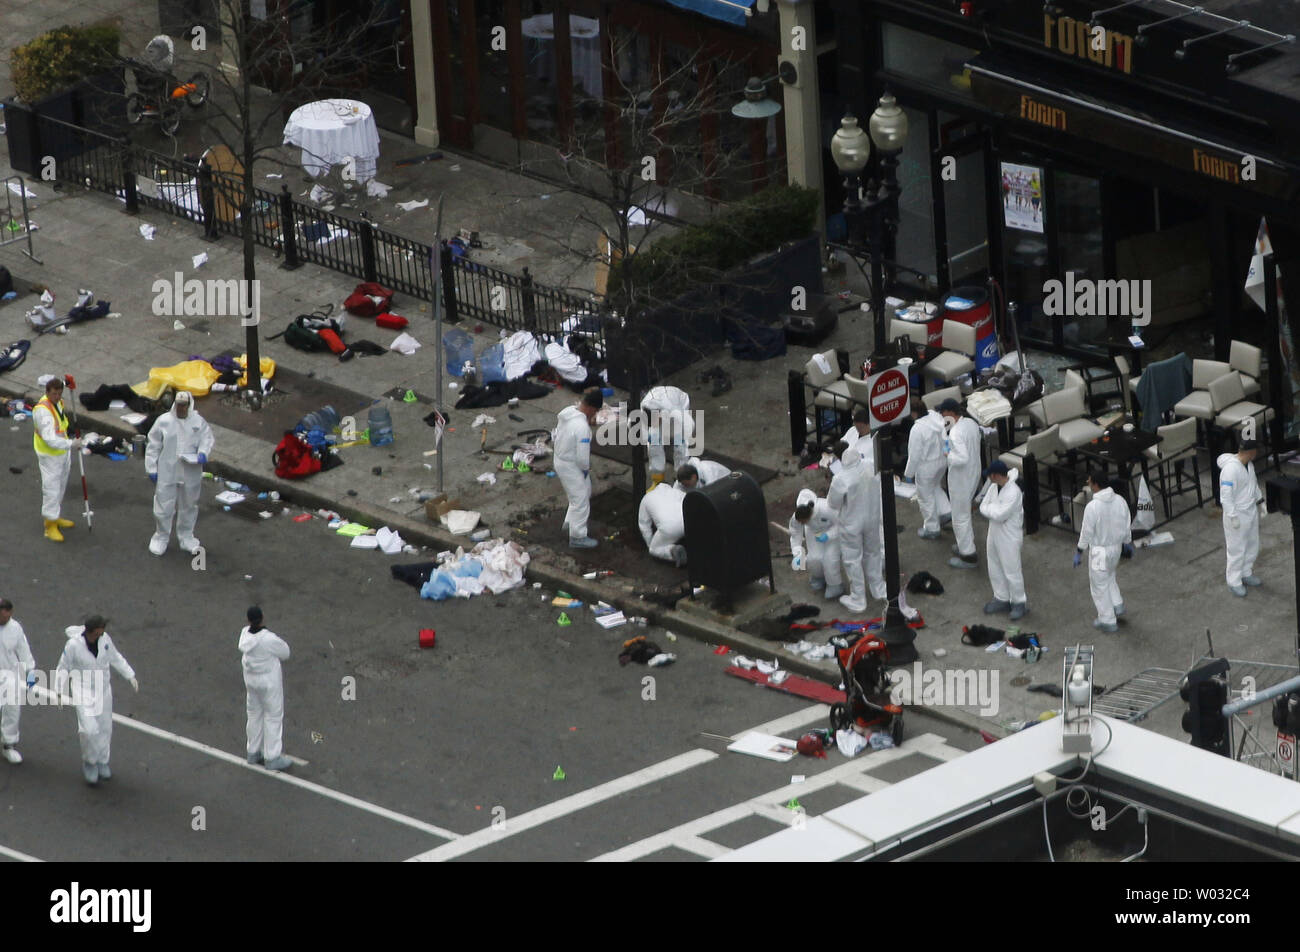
[192,252,208,269]
[172,319,185,331]
[215,490,245,505]
[390,332,421,355]
[712,645,730,655]
[595,612,626,629]
[311,731,324,744]
[396,198,429,211]
[933,648,948,658]
[418,628,436,648]
[728,732,798,762]
[292,513,313,523]
[552,596,583,608]
[470,414,496,428]
[365,179,391,198]
[476,472,497,486]
[836,729,868,758]
[583,570,615,579]
[139,224,156,240]
[791,775,807,784]
[470,527,491,542]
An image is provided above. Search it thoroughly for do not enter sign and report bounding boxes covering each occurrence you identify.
[868,368,909,429]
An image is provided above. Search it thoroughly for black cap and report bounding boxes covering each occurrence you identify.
[1239,438,1260,451]
[938,398,962,414]
[247,605,263,624]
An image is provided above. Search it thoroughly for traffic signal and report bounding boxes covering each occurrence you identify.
[1180,659,1230,755]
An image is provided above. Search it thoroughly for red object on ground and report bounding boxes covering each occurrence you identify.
[724,666,846,705]
[980,730,999,745]
[64,373,76,389]
[375,312,409,330]
[316,327,348,355]
[292,513,313,523]
[712,645,730,655]
[830,615,926,630]
[419,628,436,648]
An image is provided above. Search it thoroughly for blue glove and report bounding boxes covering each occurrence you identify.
[815,532,829,543]
[583,470,589,479]
[148,472,158,483]
[26,672,37,688]
[197,452,207,464]
[1072,550,1082,568]
[1122,543,1134,558]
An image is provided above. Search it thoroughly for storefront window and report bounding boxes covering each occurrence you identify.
[476,0,513,133]
[521,0,563,142]
[881,24,977,100]
[1001,159,1051,340]
[1056,171,1105,345]
[894,104,936,288]
[939,113,988,287]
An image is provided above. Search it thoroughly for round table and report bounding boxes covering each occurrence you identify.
[283,99,381,183]
[521,14,603,100]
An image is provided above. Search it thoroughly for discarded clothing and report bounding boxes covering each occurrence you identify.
[502,330,543,380]
[453,379,550,409]
[619,636,663,666]
[391,562,438,589]
[418,540,528,600]
[542,341,587,384]
[0,339,31,373]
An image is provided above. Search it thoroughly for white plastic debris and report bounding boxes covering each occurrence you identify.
[140,224,156,240]
[389,332,421,355]
[8,181,37,199]
[173,320,185,330]
[470,414,496,428]
[192,252,208,269]
[365,179,391,198]
[396,198,429,211]
[476,472,497,486]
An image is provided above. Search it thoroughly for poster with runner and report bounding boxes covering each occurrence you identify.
[1001,162,1044,234]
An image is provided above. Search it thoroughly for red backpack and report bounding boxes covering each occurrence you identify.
[344,282,395,317]
[273,431,322,479]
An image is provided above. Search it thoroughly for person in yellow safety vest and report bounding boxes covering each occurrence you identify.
[31,377,82,542]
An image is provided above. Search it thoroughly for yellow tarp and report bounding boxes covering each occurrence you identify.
[236,355,276,388]
[132,360,220,399]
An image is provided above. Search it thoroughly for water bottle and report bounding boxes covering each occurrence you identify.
[368,404,395,446]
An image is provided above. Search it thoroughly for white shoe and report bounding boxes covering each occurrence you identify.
[178,537,202,554]
[1,746,21,765]
[733,655,757,670]
[148,536,167,556]
[839,594,868,613]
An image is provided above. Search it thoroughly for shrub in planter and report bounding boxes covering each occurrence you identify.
[10,23,122,104]
[609,184,820,305]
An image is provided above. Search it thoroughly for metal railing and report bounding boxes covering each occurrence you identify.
[16,111,600,345]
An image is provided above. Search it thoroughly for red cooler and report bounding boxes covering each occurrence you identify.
[941,287,998,372]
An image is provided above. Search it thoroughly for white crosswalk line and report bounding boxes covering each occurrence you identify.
[405,749,718,862]
[0,844,43,862]
[588,733,962,862]
[28,686,460,842]
[729,702,830,741]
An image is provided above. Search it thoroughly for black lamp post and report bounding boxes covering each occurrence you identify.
[831,94,916,664]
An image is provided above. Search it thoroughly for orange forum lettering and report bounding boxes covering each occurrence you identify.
[1020,95,1067,131]
[1191,149,1242,184]
[1043,14,1135,74]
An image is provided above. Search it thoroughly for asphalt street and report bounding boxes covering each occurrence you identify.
[0,420,979,861]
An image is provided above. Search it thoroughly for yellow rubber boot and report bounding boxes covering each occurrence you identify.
[55,517,75,529]
[43,519,64,542]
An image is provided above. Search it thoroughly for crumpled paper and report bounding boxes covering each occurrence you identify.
[390,332,421,355]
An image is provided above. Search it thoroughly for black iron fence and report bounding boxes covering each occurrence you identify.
[14,110,600,345]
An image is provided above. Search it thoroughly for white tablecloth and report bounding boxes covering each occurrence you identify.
[283,99,381,183]
[521,14,603,100]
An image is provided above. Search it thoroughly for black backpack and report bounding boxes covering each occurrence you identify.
[268,306,338,353]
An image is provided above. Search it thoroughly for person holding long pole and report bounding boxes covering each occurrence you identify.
[31,375,82,542]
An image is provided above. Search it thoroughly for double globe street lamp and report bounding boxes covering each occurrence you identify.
[831,93,916,663]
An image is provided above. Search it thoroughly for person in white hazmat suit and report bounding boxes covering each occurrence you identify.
[145,390,215,556]
[55,616,137,786]
[828,443,883,613]
[940,399,982,569]
[789,488,844,599]
[553,389,603,548]
[904,402,950,539]
[240,606,293,771]
[0,599,37,765]
[674,457,731,491]
[638,482,688,566]
[979,460,1028,620]
[1074,471,1133,631]
[641,385,694,485]
[1218,439,1265,597]
[32,376,82,543]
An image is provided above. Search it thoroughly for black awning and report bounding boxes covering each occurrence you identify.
[966,55,1300,201]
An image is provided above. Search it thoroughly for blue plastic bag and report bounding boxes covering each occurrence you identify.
[420,570,458,601]
[444,329,473,377]
[479,343,506,383]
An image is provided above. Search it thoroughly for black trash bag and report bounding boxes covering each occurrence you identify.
[961,624,1004,646]
[906,571,944,595]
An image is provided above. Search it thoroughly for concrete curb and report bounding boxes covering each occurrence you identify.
[1,380,1001,742]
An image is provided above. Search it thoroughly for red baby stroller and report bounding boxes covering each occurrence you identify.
[828,629,904,747]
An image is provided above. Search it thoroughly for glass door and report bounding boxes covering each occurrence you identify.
[999,153,1052,344]
[937,113,988,290]
[1055,170,1105,346]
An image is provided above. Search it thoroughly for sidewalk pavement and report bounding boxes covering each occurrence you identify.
[4,111,1299,745]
